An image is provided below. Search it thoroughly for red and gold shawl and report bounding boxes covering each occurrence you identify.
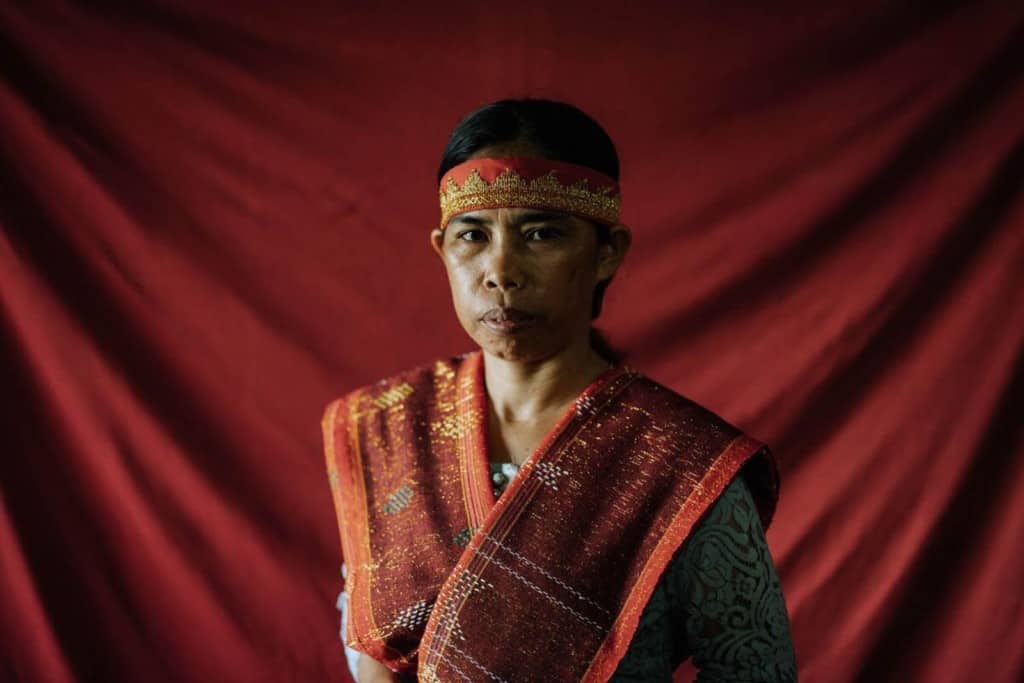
[321,350,779,682]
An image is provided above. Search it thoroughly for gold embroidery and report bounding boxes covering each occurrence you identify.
[439,168,620,228]
[373,382,414,409]
[430,408,480,440]
[433,360,455,382]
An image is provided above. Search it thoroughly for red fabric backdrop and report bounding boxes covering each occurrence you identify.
[2,2,1022,681]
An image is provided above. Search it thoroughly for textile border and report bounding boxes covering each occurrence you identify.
[580,433,767,682]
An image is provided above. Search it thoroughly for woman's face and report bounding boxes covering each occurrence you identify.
[430,207,627,362]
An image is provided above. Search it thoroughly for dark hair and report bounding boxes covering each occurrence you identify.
[438,98,625,364]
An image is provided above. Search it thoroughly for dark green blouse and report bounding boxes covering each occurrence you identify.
[607,474,797,681]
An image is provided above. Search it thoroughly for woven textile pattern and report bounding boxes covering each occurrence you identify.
[322,350,778,681]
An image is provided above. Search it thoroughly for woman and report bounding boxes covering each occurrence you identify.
[323,99,797,682]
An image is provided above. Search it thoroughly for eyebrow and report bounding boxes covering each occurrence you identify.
[449,210,571,227]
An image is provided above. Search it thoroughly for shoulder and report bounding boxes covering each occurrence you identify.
[622,371,747,437]
[623,370,780,531]
[665,476,759,569]
[705,475,760,528]
[321,351,472,426]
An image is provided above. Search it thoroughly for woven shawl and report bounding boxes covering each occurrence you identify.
[321,350,779,682]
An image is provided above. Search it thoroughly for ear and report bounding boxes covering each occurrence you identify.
[430,228,445,259]
[596,223,632,282]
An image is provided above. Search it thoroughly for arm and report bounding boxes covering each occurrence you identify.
[668,476,798,682]
[606,575,675,681]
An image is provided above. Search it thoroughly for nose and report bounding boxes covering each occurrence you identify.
[483,238,525,291]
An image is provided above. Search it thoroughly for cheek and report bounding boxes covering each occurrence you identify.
[449,265,475,297]
[445,262,479,317]
[553,253,597,297]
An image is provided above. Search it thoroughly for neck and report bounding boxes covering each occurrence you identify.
[482,335,612,424]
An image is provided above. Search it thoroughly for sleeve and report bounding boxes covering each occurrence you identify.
[338,562,361,681]
[606,566,675,681]
[666,475,798,682]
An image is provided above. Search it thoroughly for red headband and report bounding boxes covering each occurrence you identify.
[438,157,621,229]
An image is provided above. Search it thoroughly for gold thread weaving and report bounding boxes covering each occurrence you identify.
[439,168,620,228]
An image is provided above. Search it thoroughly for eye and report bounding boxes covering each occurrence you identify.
[456,228,487,242]
[525,226,564,241]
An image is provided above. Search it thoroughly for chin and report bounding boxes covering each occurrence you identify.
[472,331,555,363]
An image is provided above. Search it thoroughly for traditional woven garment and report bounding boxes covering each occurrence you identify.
[321,350,779,681]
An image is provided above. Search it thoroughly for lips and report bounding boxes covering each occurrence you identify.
[481,307,537,334]
[482,307,535,323]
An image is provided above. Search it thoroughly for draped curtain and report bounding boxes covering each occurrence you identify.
[2,2,1022,681]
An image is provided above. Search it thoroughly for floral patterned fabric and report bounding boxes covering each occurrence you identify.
[609,475,797,682]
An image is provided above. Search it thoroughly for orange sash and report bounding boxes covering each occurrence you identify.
[322,350,778,681]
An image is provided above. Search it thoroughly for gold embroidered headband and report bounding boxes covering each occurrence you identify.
[438,157,621,229]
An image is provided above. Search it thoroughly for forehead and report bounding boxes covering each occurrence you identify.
[448,208,581,227]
